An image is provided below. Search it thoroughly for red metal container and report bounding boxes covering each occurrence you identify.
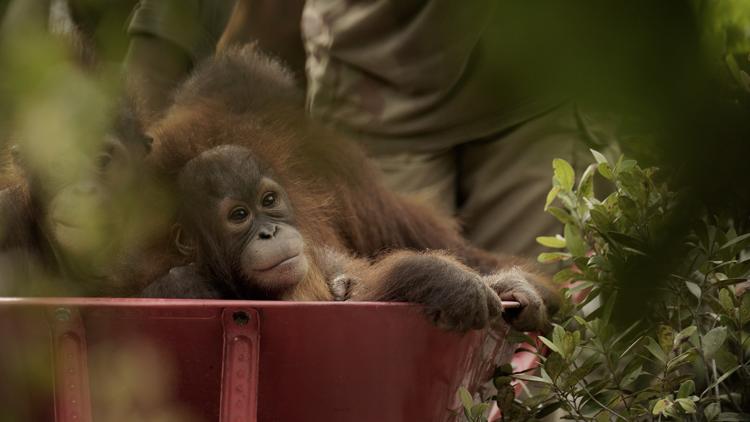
[0,298,519,422]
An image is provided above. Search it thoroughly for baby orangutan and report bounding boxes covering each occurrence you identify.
[142,145,548,332]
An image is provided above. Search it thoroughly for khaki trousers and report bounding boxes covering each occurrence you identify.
[370,105,594,259]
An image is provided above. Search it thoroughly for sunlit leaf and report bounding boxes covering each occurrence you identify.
[537,252,572,264]
[552,158,575,191]
[536,235,566,248]
[577,163,597,199]
[590,149,609,165]
[545,186,561,210]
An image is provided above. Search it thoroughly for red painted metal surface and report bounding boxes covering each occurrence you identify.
[0,298,521,422]
[48,307,92,422]
[220,308,260,422]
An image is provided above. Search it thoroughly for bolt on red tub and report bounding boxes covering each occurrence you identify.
[0,298,524,422]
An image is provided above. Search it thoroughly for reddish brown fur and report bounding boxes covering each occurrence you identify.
[0,100,159,296]
[143,47,559,315]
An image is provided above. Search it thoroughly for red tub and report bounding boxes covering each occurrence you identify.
[0,298,520,422]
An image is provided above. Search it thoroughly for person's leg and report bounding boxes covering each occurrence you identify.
[457,105,590,258]
[368,148,458,216]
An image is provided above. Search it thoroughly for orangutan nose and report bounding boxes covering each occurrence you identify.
[257,224,279,240]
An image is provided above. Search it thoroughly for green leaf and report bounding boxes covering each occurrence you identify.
[537,252,571,264]
[685,281,702,299]
[678,380,695,398]
[597,163,614,180]
[513,373,553,385]
[564,224,587,257]
[535,402,562,418]
[704,402,720,421]
[589,206,611,230]
[545,186,560,210]
[719,288,735,312]
[557,190,577,210]
[617,196,639,222]
[667,350,697,372]
[644,337,668,363]
[675,398,697,414]
[560,331,579,359]
[741,294,750,325]
[701,365,741,398]
[552,158,575,191]
[715,412,750,421]
[470,402,490,419]
[545,351,565,381]
[552,268,580,284]
[577,163,597,199]
[675,325,697,345]
[600,292,617,327]
[536,235,566,248]
[714,277,750,289]
[657,325,674,354]
[619,159,637,173]
[588,255,611,271]
[591,149,609,165]
[620,364,643,387]
[702,327,728,359]
[458,387,474,411]
[652,398,672,416]
[720,232,750,250]
[552,324,565,348]
[547,206,577,225]
[563,359,599,389]
[607,231,645,252]
[619,336,644,360]
[594,413,610,422]
[714,347,740,373]
[538,335,562,355]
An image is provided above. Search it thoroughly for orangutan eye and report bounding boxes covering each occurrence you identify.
[261,192,277,207]
[228,207,249,222]
[96,152,113,171]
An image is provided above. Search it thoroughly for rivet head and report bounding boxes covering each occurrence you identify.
[55,308,72,322]
[232,311,250,325]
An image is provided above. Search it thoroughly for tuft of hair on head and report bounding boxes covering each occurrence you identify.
[173,46,302,114]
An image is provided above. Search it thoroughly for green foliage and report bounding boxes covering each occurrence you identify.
[461,151,750,421]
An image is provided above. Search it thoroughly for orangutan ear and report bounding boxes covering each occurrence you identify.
[173,224,195,256]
